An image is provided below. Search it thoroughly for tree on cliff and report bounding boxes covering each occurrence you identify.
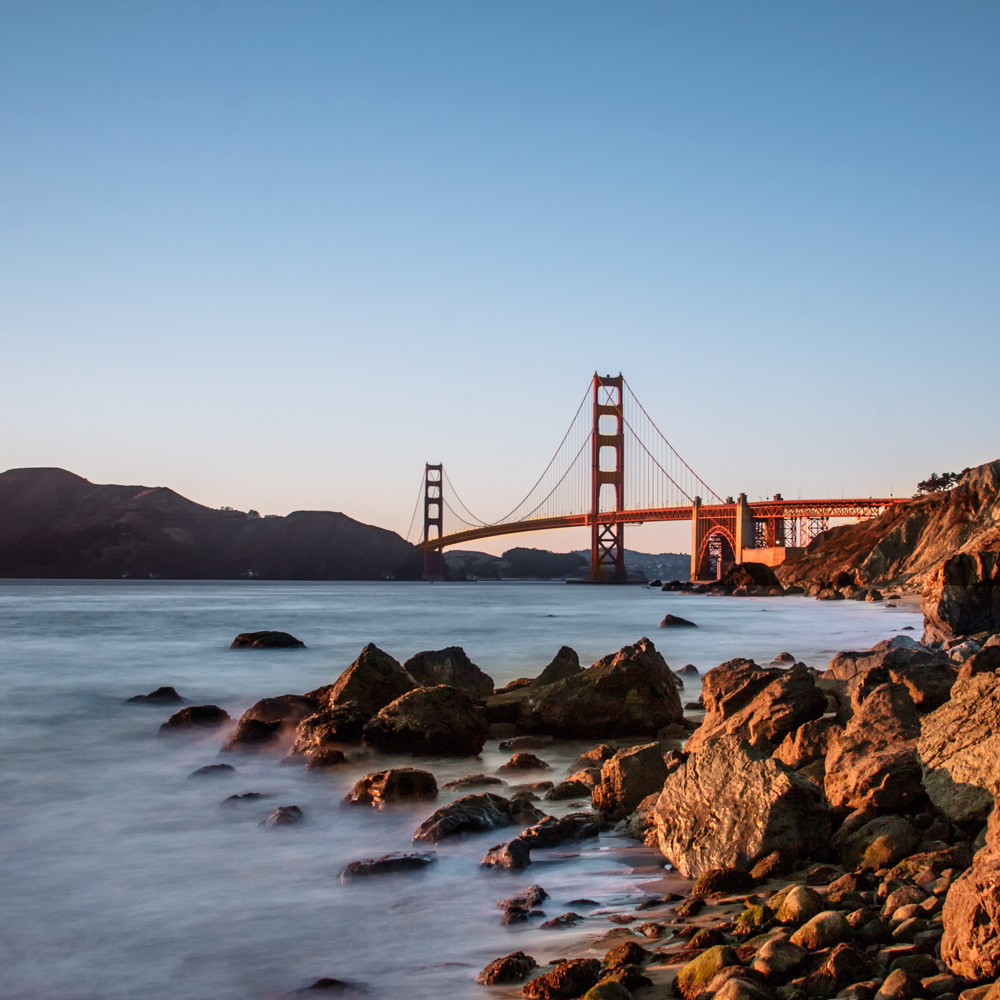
[916,469,970,495]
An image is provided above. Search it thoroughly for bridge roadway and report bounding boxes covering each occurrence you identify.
[419,497,897,551]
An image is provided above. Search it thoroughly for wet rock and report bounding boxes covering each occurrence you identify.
[535,646,582,687]
[477,951,538,985]
[544,779,592,801]
[222,695,316,752]
[520,812,608,849]
[522,958,601,998]
[412,792,520,843]
[566,767,602,789]
[499,735,556,751]
[442,773,506,790]
[127,686,183,704]
[498,753,551,772]
[262,805,303,826]
[338,851,436,881]
[675,945,741,999]
[941,856,1000,979]
[291,703,369,752]
[538,912,585,930]
[309,643,415,716]
[230,631,304,648]
[592,742,670,821]
[298,977,358,992]
[652,736,831,878]
[918,672,1000,822]
[841,815,921,870]
[160,705,230,730]
[363,685,490,756]
[824,684,923,812]
[685,661,826,754]
[188,763,237,779]
[222,791,269,804]
[481,838,532,870]
[524,637,683,738]
[402,646,494,697]
[775,885,824,924]
[660,614,697,628]
[304,748,347,770]
[342,768,437,807]
[789,910,850,950]
[496,885,549,921]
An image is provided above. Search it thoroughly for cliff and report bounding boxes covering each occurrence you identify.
[0,468,422,580]
[776,459,1000,592]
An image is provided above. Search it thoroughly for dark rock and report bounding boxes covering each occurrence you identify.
[222,791,269,804]
[188,763,237,779]
[159,705,230,730]
[675,897,705,918]
[535,646,582,687]
[338,850,436,881]
[304,747,347,770]
[127,686,183,704]
[923,549,1000,644]
[841,815,921,870]
[412,792,522,843]
[402,646,494,697]
[477,951,538,985]
[222,695,316,752]
[675,945,741,999]
[262,805,303,826]
[300,978,358,992]
[481,838,532,870]
[692,867,755,897]
[499,735,556,751]
[291,703,369,753]
[660,614,698,628]
[652,736,831,878]
[592,742,669,821]
[524,637,683,738]
[342,768,438,807]
[363,685,489,756]
[498,753,551,772]
[544,780,592,801]
[522,958,601,998]
[309,643,415,716]
[230,631,304,648]
[442,773,507,790]
[538,912,585,930]
[679,664,700,677]
[496,884,549,912]
[520,812,608,849]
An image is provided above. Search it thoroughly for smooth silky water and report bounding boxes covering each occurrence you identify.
[0,580,922,999]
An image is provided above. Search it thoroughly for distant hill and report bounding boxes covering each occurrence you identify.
[0,468,422,580]
[444,545,689,581]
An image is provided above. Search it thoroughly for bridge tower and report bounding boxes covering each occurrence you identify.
[422,463,445,581]
[589,373,627,582]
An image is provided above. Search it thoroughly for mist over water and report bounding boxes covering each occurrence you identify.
[0,581,921,1000]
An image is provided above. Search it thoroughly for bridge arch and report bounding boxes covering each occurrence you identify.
[695,524,736,581]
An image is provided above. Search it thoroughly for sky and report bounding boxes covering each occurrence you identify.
[2,1,998,556]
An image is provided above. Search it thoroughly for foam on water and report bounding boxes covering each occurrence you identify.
[0,580,921,999]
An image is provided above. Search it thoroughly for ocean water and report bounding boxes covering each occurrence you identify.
[0,580,922,1000]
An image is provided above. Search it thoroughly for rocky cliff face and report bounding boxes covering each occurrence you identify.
[777,459,1000,593]
[0,467,421,580]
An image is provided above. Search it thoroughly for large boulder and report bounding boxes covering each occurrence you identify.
[824,683,923,812]
[535,646,581,687]
[591,742,669,821]
[685,662,827,754]
[342,768,438,807]
[412,792,533,843]
[402,646,494,697]
[773,717,841,769]
[923,550,1000,643]
[221,694,316,752]
[290,702,369,754]
[524,637,683,738]
[651,736,831,878]
[308,643,416,716]
[918,672,1000,822]
[941,856,1000,980]
[230,630,304,648]
[159,705,230,730]
[363,685,489,756]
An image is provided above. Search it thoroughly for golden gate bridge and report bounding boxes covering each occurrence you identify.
[407,373,896,582]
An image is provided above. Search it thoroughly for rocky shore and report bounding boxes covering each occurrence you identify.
[144,573,1000,999]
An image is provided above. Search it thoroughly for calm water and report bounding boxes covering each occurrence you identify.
[0,580,921,1000]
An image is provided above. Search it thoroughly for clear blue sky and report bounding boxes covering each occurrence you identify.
[2,1,998,555]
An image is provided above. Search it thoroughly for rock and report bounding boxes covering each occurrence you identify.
[338,851,436,881]
[685,662,826,753]
[230,631,304,648]
[188,763,237,779]
[477,951,538,985]
[692,868,755,897]
[304,747,347,770]
[583,982,634,1000]
[679,664,700,677]
[775,885,824,924]
[535,646,582,686]
[773,717,841,769]
[522,959,601,998]
[221,695,316,752]
[566,767,602,789]
[262,805,303,826]
[543,779,591,801]
[222,791,269,805]
[824,684,923,812]
[496,884,549,912]
[127,686,183,704]
[481,838,532,870]
[291,703,369,752]
[591,743,669,821]
[298,978,358,992]
[923,550,1000,644]
[363,685,489,756]
[841,815,921,870]
[412,792,519,843]
[498,753,551,772]
[539,912,585,930]
[652,736,831,878]
[309,643,416,716]
[753,937,809,979]
[524,637,683,738]
[402,646,494,697]
[675,945,741,999]
[441,773,506,790]
[941,856,1000,979]
[499,735,555,751]
[342,768,437,807]
[957,645,1000,679]
[520,812,608,849]
[660,614,698,628]
[159,705,230,730]
[789,911,850,950]
[918,672,1000,822]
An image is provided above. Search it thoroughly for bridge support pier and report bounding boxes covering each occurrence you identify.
[589,373,627,582]
[422,463,445,581]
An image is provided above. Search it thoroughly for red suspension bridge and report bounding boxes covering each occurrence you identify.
[408,373,897,582]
